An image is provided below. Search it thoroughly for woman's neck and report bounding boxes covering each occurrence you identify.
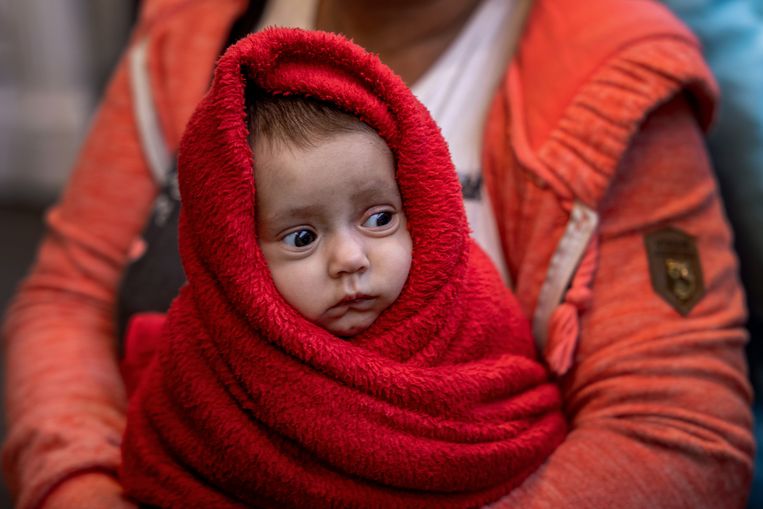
[315,0,483,85]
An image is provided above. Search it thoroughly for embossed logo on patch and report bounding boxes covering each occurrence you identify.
[644,228,705,315]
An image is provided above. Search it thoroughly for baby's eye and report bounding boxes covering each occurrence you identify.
[363,211,393,228]
[282,229,317,248]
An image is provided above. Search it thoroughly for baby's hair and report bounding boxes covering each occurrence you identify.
[247,86,374,149]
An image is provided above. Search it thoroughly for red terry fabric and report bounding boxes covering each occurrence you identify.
[120,28,565,508]
[121,313,166,398]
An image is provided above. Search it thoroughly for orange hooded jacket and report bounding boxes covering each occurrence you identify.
[2,0,753,508]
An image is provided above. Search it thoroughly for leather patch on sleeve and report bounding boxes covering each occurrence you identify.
[644,227,705,315]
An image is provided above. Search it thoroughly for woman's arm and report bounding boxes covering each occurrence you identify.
[2,43,157,509]
[494,95,753,508]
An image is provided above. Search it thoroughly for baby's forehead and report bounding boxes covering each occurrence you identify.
[254,127,394,172]
[253,129,401,211]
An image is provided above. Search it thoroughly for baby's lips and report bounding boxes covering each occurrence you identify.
[325,295,378,317]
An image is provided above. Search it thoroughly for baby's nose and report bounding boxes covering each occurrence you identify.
[327,230,370,278]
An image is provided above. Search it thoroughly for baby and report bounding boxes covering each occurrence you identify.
[120,28,565,508]
[251,93,411,339]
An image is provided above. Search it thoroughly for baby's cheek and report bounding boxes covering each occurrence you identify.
[268,261,326,320]
[377,233,412,301]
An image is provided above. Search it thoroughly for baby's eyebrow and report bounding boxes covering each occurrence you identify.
[266,204,324,226]
[350,180,401,203]
[263,179,401,227]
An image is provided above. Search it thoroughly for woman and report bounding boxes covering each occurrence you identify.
[2,0,753,507]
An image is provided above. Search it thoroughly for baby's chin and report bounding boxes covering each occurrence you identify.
[320,314,378,339]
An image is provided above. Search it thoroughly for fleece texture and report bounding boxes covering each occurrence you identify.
[4,2,751,509]
[118,28,565,508]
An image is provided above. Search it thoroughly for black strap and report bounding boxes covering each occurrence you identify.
[116,164,184,347]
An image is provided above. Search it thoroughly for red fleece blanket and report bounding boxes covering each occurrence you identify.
[120,28,566,508]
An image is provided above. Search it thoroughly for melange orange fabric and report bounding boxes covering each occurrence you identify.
[1,0,753,508]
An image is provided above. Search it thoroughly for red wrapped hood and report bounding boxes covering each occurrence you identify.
[121,28,565,508]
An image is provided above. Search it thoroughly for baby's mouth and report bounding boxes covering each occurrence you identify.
[327,294,377,314]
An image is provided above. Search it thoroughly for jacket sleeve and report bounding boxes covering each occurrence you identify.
[1,35,158,509]
[493,95,754,508]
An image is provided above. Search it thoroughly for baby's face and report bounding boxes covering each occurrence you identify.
[255,130,412,337]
